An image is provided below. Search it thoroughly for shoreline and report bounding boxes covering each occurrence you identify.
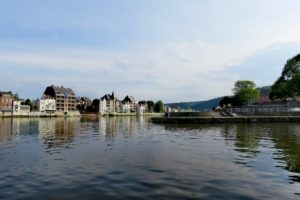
[0,112,164,118]
[151,116,300,124]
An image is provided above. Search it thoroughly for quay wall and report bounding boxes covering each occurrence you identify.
[165,112,220,117]
[0,111,81,118]
[1,111,161,118]
[232,111,300,116]
[109,112,164,117]
[151,116,300,124]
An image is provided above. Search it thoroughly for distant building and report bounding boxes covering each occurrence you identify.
[0,91,14,112]
[121,102,131,113]
[99,99,107,113]
[101,92,119,113]
[138,101,148,112]
[92,98,107,114]
[13,101,31,115]
[78,97,92,111]
[137,104,146,115]
[37,99,56,113]
[42,85,77,112]
[123,95,136,112]
[256,96,272,105]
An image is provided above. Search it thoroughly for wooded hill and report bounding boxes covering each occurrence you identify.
[167,86,271,111]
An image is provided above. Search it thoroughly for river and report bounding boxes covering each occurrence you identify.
[0,117,299,199]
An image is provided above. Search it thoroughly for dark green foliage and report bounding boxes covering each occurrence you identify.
[233,80,260,105]
[167,97,223,111]
[154,100,164,113]
[22,99,33,111]
[270,53,300,99]
[233,80,257,95]
[14,93,20,100]
[219,96,241,107]
[146,100,155,112]
[258,86,271,97]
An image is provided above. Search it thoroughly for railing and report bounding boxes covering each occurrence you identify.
[227,105,295,113]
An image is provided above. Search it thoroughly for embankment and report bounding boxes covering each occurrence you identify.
[151,116,300,124]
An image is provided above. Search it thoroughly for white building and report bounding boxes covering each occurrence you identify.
[99,99,107,113]
[121,102,131,113]
[13,101,31,115]
[38,99,56,113]
[137,104,146,115]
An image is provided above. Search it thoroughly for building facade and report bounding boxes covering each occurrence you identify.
[122,95,136,112]
[77,97,92,111]
[138,101,148,112]
[101,92,119,113]
[38,99,56,113]
[13,101,31,115]
[92,98,107,114]
[0,91,14,112]
[42,85,77,112]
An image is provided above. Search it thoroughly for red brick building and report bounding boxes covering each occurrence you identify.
[0,91,14,112]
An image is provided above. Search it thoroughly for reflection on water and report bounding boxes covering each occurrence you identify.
[0,118,300,199]
[38,118,78,149]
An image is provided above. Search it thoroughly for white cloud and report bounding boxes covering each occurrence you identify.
[0,37,298,102]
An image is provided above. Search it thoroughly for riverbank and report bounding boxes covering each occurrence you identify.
[0,111,164,118]
[151,116,300,123]
[0,111,81,118]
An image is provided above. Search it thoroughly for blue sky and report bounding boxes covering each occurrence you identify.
[1,0,300,102]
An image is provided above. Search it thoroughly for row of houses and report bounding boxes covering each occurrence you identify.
[78,92,150,114]
[1,85,151,115]
[0,91,31,115]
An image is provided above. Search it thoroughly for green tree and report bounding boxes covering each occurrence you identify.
[154,100,164,113]
[233,80,260,105]
[270,53,300,99]
[14,93,20,100]
[219,96,240,107]
[22,99,33,111]
[146,100,155,112]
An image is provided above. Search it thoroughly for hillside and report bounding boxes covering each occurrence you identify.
[166,86,271,111]
[167,97,224,111]
[258,86,271,97]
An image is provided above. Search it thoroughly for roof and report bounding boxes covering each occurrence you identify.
[101,92,117,101]
[256,96,272,104]
[0,91,13,97]
[123,95,135,103]
[138,101,147,105]
[44,85,76,98]
[52,85,75,96]
[81,97,92,104]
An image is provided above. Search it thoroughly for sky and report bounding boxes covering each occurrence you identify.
[1,0,300,102]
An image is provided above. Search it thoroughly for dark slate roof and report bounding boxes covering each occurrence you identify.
[101,92,117,101]
[81,97,92,104]
[0,91,13,97]
[52,85,75,96]
[122,95,135,103]
[44,85,76,98]
[0,91,12,94]
[138,101,147,105]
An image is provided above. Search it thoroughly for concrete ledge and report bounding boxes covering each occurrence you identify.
[151,116,300,124]
[0,111,81,118]
[109,112,164,117]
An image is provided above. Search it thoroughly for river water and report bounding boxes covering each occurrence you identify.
[0,117,300,199]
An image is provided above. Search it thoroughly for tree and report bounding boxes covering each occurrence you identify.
[219,96,240,107]
[270,53,300,99]
[22,99,33,111]
[154,100,164,113]
[146,100,155,112]
[14,93,20,100]
[233,80,260,105]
